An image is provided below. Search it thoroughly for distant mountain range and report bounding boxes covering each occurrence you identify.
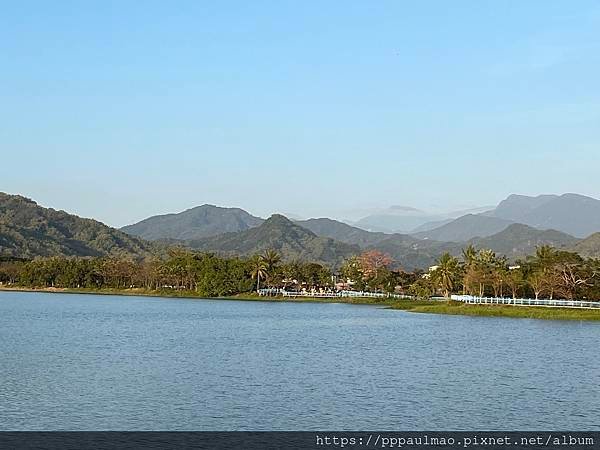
[2,191,600,268]
[118,192,600,267]
[409,193,600,241]
[293,219,577,267]
[0,193,153,259]
[488,193,600,238]
[296,218,457,269]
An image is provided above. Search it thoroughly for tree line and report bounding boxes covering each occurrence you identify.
[426,245,600,301]
[332,246,599,301]
[1,245,598,301]
[0,250,334,297]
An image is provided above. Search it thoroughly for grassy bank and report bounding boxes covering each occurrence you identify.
[1,286,599,321]
[401,300,600,321]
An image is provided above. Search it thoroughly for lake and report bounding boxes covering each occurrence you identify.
[1,291,598,430]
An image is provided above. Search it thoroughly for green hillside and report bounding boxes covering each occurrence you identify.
[186,214,359,267]
[0,192,154,259]
[469,223,579,258]
[122,204,264,240]
[571,232,600,258]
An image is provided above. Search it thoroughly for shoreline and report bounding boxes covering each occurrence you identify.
[1,286,600,321]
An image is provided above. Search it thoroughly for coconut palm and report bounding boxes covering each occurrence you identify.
[473,249,498,297]
[262,249,281,286]
[462,244,477,267]
[262,249,281,272]
[250,255,267,292]
[432,252,461,298]
[461,244,478,294]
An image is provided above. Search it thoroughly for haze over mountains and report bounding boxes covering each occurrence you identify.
[1,191,599,268]
[413,194,600,241]
[488,193,600,238]
[117,192,600,267]
[349,205,492,233]
[413,214,515,242]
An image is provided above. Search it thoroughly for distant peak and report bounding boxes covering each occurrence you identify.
[504,223,532,230]
[389,205,422,212]
[188,204,219,210]
[266,213,292,222]
[184,204,252,214]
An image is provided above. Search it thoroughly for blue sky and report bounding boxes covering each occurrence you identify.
[2,1,599,226]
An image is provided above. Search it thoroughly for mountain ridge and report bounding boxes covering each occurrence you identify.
[121,204,264,240]
[413,214,515,242]
[468,223,579,259]
[185,214,359,267]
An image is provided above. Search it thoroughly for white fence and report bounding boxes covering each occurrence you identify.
[451,294,600,310]
[257,289,411,299]
[256,289,600,310]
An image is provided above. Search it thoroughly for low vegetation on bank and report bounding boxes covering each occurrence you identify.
[402,301,600,321]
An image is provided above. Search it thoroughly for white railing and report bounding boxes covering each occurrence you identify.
[257,290,600,309]
[451,294,600,310]
[257,289,411,299]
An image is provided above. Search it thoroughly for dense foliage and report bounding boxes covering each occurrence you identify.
[425,245,600,301]
[339,250,421,294]
[2,244,599,301]
[0,250,335,297]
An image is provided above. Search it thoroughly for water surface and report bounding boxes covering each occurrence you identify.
[1,291,598,430]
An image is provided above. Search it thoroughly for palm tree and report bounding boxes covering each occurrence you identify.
[473,249,498,297]
[462,244,477,267]
[461,244,478,294]
[262,249,281,287]
[262,249,281,271]
[433,252,461,298]
[250,255,267,292]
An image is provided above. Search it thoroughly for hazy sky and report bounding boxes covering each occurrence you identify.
[2,1,599,227]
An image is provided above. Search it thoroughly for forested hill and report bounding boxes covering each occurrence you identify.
[121,204,264,240]
[296,217,391,247]
[571,232,600,258]
[186,214,359,267]
[0,192,154,259]
[468,223,579,258]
